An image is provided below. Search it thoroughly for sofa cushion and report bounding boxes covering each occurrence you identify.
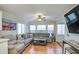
[16,40,24,44]
[4,35,16,40]
[8,40,16,45]
[17,34,24,40]
[14,38,32,53]
[21,34,28,39]
[15,43,25,52]
[8,45,15,49]
[3,35,16,45]
[22,38,32,45]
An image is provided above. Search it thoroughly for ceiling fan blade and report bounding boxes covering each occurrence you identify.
[35,15,46,21]
[42,17,46,21]
[38,15,42,19]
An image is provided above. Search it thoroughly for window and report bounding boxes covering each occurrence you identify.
[37,25,46,33]
[29,25,55,33]
[21,24,25,34]
[37,25,46,30]
[17,23,25,34]
[57,24,65,35]
[30,25,36,30]
[17,23,22,34]
[47,25,54,33]
[30,25,36,33]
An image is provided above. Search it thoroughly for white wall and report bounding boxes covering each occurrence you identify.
[25,25,29,33]
[65,34,79,42]
[0,11,2,18]
[0,11,2,30]
[3,11,19,23]
[0,10,18,36]
[56,17,79,43]
[28,20,56,25]
[64,5,79,42]
[0,10,29,41]
[56,18,66,45]
[65,19,79,42]
[3,11,29,35]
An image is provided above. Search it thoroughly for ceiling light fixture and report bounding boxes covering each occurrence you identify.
[37,15,46,22]
[38,18,42,22]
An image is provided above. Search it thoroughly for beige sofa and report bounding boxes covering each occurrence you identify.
[31,33,49,45]
[4,34,32,54]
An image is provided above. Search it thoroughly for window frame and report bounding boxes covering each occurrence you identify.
[37,25,46,30]
[17,23,25,34]
[57,24,65,35]
[47,25,54,33]
[30,25,36,30]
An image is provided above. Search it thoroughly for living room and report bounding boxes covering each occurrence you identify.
[0,4,79,54]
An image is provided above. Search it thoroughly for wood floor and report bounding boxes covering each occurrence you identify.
[22,42,62,54]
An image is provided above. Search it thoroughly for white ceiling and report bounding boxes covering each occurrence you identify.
[0,4,76,23]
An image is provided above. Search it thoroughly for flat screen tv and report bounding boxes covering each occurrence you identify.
[64,5,79,33]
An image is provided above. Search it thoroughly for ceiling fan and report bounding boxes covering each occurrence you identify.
[37,15,46,22]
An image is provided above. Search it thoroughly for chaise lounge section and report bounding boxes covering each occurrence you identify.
[4,34,32,54]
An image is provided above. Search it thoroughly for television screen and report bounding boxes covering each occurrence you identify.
[68,13,77,21]
[64,5,79,34]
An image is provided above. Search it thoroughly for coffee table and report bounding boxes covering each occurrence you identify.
[33,38,47,45]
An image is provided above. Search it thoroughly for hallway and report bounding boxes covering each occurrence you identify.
[22,42,62,54]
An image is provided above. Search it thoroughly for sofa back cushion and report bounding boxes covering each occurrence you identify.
[17,34,24,40]
[4,35,16,45]
[33,33,49,38]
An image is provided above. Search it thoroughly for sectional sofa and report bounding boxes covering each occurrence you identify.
[4,34,32,54]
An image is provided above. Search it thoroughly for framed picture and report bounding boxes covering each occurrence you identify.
[2,18,16,30]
